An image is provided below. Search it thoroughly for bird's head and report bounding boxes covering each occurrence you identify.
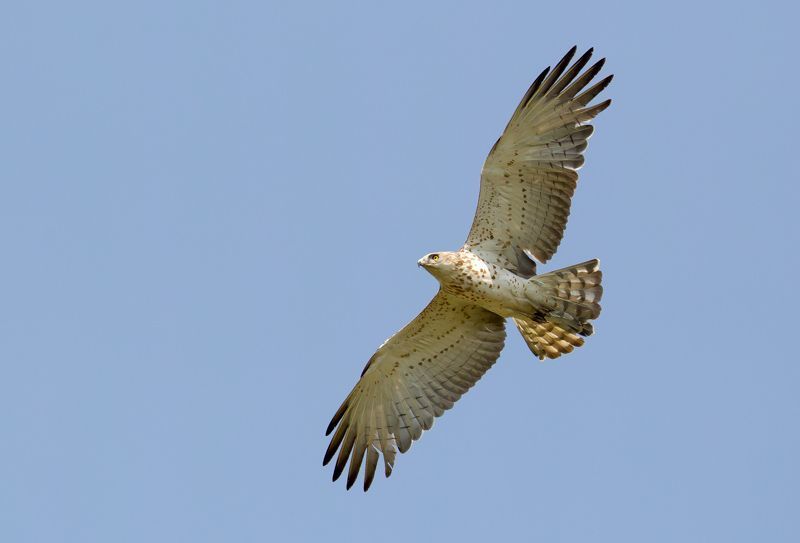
[417,252,458,279]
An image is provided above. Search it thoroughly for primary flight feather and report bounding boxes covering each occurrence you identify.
[324,46,612,491]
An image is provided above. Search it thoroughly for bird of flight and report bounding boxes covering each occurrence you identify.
[324,46,612,491]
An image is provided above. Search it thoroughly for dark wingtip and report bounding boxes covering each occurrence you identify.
[518,66,550,111]
[332,462,345,482]
[596,74,614,93]
[325,399,349,435]
[322,446,335,466]
[561,46,578,67]
[538,66,551,82]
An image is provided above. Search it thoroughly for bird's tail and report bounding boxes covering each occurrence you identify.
[517,259,602,360]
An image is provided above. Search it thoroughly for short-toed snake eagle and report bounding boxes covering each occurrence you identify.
[324,46,612,491]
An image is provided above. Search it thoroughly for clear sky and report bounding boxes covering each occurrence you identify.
[2,1,798,542]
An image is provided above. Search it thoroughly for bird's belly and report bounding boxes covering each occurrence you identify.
[441,269,530,318]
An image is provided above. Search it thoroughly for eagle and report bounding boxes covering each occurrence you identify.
[324,46,612,491]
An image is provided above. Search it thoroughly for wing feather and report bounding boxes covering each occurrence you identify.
[534,45,577,98]
[363,445,380,491]
[547,48,594,97]
[561,58,606,99]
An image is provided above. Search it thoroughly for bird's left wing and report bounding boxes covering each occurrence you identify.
[324,291,506,491]
[464,46,612,274]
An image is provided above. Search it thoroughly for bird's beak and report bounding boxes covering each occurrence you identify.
[417,258,425,268]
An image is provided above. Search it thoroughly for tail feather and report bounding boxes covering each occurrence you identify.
[533,258,602,325]
[514,318,585,360]
[519,258,603,359]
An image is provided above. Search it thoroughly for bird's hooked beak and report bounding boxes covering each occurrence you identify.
[417,258,425,268]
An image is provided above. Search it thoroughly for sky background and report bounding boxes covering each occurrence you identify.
[2,1,799,542]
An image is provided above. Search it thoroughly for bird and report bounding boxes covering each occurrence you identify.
[324,46,612,491]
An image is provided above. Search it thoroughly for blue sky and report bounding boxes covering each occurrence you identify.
[2,1,798,541]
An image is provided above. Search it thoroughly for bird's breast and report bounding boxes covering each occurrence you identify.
[439,256,529,317]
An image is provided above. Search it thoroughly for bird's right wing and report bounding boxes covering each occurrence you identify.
[324,291,506,491]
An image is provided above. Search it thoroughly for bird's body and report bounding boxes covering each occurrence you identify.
[324,46,613,491]
[420,251,532,318]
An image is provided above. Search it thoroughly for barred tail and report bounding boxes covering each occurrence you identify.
[514,318,587,360]
[517,258,603,360]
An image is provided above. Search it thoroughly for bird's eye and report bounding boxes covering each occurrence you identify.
[431,254,439,261]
